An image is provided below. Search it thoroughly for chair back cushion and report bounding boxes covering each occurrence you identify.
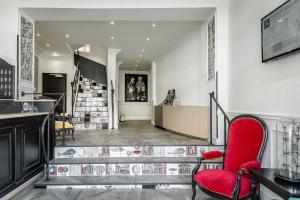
[224,116,266,172]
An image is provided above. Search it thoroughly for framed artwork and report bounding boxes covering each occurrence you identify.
[261,0,300,62]
[0,58,15,99]
[20,15,33,81]
[162,89,176,106]
[207,15,216,81]
[125,74,148,102]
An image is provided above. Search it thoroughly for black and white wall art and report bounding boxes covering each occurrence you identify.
[125,74,148,102]
[207,15,216,81]
[20,15,33,81]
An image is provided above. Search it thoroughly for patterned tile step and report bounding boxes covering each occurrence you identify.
[46,184,192,189]
[50,157,222,164]
[73,123,109,130]
[34,175,192,187]
[49,163,222,176]
[74,112,109,118]
[55,146,224,158]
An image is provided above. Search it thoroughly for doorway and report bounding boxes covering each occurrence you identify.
[42,73,67,114]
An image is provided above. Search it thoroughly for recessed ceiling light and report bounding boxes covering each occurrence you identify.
[65,34,69,38]
[36,33,40,37]
[141,48,145,52]
[152,23,156,27]
[135,64,138,67]
[52,52,60,57]
[110,36,115,40]
[139,54,142,58]
[46,43,50,47]
[146,37,150,41]
[110,21,115,25]
[278,19,283,23]
[137,60,140,63]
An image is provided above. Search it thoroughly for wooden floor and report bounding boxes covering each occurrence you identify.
[56,121,209,146]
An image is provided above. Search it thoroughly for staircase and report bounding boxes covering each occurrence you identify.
[35,144,224,189]
[72,76,109,130]
[71,52,109,130]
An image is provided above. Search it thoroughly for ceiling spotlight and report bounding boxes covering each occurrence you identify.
[46,43,50,47]
[110,36,115,40]
[146,37,150,41]
[110,21,115,25]
[141,48,145,52]
[152,23,156,27]
[52,52,60,57]
[139,54,142,58]
[36,33,40,37]
[135,64,138,67]
[65,34,69,38]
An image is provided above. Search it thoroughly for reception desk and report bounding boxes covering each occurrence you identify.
[155,105,209,139]
[0,112,54,198]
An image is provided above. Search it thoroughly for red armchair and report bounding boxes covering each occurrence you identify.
[192,115,268,200]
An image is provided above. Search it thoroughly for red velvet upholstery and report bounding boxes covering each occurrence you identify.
[224,117,264,173]
[240,160,261,172]
[202,150,223,160]
[193,116,266,199]
[194,169,252,198]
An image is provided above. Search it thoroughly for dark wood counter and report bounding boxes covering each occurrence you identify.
[0,113,54,198]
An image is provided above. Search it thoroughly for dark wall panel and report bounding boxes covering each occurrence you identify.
[77,55,107,84]
[0,128,13,193]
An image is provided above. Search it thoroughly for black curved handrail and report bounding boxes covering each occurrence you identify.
[71,51,80,115]
[21,92,66,180]
[209,92,230,147]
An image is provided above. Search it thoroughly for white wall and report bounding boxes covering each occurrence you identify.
[228,0,300,117]
[119,70,152,120]
[228,1,300,199]
[36,55,75,113]
[156,27,207,106]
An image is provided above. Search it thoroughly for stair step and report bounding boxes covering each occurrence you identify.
[34,175,191,187]
[50,157,222,165]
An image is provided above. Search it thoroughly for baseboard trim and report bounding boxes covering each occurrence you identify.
[155,125,209,141]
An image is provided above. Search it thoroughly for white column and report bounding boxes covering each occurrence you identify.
[116,61,123,127]
[151,61,157,125]
[107,49,121,129]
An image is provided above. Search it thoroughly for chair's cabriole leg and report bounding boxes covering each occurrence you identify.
[192,157,203,200]
[233,170,245,200]
[251,177,256,200]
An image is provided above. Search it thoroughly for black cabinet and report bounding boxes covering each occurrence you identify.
[16,122,42,181]
[0,114,52,198]
[0,127,14,195]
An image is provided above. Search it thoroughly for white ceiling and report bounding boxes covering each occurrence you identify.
[31,8,214,70]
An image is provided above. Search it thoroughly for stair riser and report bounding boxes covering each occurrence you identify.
[47,185,192,189]
[55,146,224,158]
[49,163,222,177]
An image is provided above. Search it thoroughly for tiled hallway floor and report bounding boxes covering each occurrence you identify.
[10,187,215,200]
[57,121,209,146]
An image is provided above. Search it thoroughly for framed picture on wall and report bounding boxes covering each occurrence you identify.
[207,15,216,81]
[125,74,148,102]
